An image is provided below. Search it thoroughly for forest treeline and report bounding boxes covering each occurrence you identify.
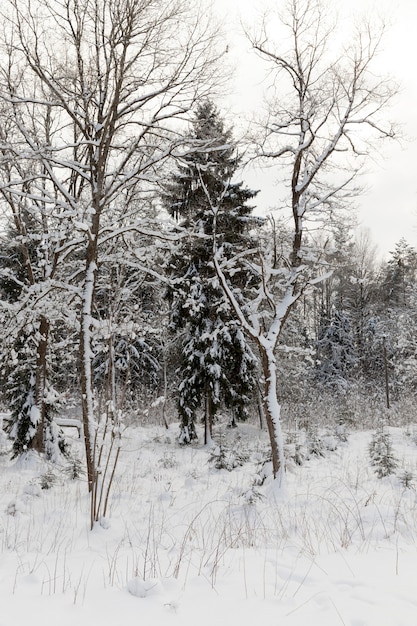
[1,99,412,447]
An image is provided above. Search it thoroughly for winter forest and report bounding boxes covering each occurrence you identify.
[1,0,417,624]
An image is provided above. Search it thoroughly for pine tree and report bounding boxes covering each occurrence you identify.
[163,101,258,443]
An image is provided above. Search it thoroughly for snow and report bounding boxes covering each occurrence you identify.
[1,421,417,625]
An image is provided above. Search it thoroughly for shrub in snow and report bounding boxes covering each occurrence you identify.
[38,468,59,490]
[6,498,27,516]
[64,455,85,480]
[253,459,273,486]
[241,487,263,504]
[398,470,414,489]
[208,445,231,471]
[208,442,249,471]
[284,431,306,466]
[158,452,178,469]
[335,422,349,443]
[369,426,398,478]
[305,428,326,459]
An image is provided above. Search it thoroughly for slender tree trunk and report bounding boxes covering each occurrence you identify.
[80,252,98,492]
[204,391,213,445]
[383,337,390,410]
[259,342,285,484]
[256,383,265,430]
[162,345,169,430]
[31,315,50,453]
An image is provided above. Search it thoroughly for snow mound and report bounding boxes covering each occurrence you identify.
[127,577,164,598]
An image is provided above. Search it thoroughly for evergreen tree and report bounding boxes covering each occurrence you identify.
[315,307,357,392]
[369,423,398,478]
[391,309,417,391]
[0,217,68,459]
[1,329,37,457]
[382,238,417,308]
[163,101,259,443]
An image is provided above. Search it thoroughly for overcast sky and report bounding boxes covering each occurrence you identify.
[213,0,417,259]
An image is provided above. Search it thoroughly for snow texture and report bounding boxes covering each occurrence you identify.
[1,421,417,625]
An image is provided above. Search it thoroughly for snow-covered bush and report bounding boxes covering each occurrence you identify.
[369,426,398,478]
[285,431,306,466]
[335,422,349,442]
[38,468,60,490]
[208,443,249,472]
[64,455,85,480]
[398,470,414,489]
[158,452,178,469]
[306,428,326,459]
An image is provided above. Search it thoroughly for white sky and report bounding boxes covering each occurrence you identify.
[213,0,417,259]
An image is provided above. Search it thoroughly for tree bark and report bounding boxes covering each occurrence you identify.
[258,342,285,484]
[204,391,213,445]
[80,251,98,492]
[31,315,50,453]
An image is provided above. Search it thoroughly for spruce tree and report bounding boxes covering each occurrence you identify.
[380,238,417,308]
[163,101,258,443]
[0,218,67,459]
[315,307,357,392]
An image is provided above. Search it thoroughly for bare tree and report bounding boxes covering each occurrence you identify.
[0,0,222,503]
[213,0,397,483]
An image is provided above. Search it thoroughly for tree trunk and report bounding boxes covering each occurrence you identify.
[80,253,98,492]
[31,315,50,453]
[256,384,265,430]
[383,337,390,410]
[259,343,285,484]
[204,392,213,445]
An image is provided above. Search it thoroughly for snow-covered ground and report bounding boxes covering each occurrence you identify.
[1,419,417,625]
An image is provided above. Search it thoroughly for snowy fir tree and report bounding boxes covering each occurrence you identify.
[381,239,417,308]
[0,220,41,456]
[369,423,398,478]
[315,307,357,392]
[0,218,68,459]
[383,289,417,396]
[163,101,259,443]
[1,330,37,458]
